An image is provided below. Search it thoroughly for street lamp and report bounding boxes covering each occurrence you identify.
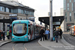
[50,0,53,41]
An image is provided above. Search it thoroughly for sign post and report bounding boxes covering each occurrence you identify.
[50,0,53,41]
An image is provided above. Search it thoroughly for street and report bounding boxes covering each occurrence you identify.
[0,39,49,50]
[63,34,75,46]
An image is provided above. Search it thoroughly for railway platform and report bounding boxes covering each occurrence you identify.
[0,36,11,47]
[38,32,75,50]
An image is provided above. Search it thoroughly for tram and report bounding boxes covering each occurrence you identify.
[12,20,44,42]
[70,25,75,36]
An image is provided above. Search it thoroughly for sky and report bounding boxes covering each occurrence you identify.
[18,0,63,16]
[18,0,63,23]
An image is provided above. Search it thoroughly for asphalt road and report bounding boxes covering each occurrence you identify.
[0,39,49,50]
[63,34,75,46]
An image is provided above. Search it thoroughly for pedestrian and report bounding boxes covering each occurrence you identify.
[9,29,12,39]
[2,31,5,40]
[45,29,50,40]
[0,32,2,41]
[6,30,10,39]
[59,29,63,39]
[0,30,2,41]
[40,28,45,41]
[54,28,59,43]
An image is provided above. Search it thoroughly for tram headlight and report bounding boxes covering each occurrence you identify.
[25,36,27,38]
[12,36,14,38]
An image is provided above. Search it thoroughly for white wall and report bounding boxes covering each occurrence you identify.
[60,20,64,32]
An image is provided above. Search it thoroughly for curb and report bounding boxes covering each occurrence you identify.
[0,40,11,47]
[38,40,54,50]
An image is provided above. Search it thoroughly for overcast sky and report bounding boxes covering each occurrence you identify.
[18,0,63,17]
[18,0,63,23]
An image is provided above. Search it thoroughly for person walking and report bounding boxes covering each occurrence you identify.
[45,29,50,40]
[54,29,59,43]
[40,28,45,41]
[2,31,5,40]
[0,30,2,41]
[6,30,10,39]
[59,29,63,39]
[9,29,12,39]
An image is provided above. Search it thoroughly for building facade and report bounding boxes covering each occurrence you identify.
[64,0,75,31]
[60,8,64,16]
[0,1,35,31]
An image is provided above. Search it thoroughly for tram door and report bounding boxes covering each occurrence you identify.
[28,25,31,40]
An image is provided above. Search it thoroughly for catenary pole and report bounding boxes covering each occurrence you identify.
[50,0,53,41]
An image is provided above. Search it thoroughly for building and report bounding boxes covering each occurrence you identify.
[64,0,75,31]
[60,8,64,16]
[0,1,35,31]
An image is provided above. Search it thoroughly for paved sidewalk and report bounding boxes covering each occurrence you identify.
[0,36,11,47]
[38,35,75,50]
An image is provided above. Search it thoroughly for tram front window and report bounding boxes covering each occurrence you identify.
[13,24,27,36]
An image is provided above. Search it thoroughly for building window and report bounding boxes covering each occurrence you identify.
[11,9,13,13]
[30,12,34,15]
[67,8,69,11]
[0,6,4,12]
[13,9,18,13]
[70,12,71,21]
[70,16,71,21]
[70,12,71,16]
[74,13,75,19]
[70,0,71,2]
[24,10,26,14]
[67,3,69,11]
[65,17,67,22]
[67,3,69,7]
[64,0,66,10]
[6,7,9,12]
[72,3,73,11]
[4,7,6,12]
[74,0,75,2]
[65,12,67,22]
[18,9,21,13]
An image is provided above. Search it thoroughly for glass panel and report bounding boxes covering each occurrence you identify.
[6,7,9,12]
[13,9,18,13]
[67,8,69,11]
[67,3,69,7]
[0,6,4,12]
[70,12,71,16]
[65,17,67,22]
[21,9,23,14]
[74,13,75,19]
[13,24,27,34]
[18,9,21,13]
[11,9,13,13]
[74,0,75,2]
[72,3,73,11]
[70,0,71,2]
[64,0,66,10]
[70,16,71,21]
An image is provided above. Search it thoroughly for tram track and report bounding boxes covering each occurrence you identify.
[12,42,27,50]
[0,39,49,50]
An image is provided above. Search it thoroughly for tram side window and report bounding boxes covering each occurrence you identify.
[35,26,39,34]
[28,25,31,35]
